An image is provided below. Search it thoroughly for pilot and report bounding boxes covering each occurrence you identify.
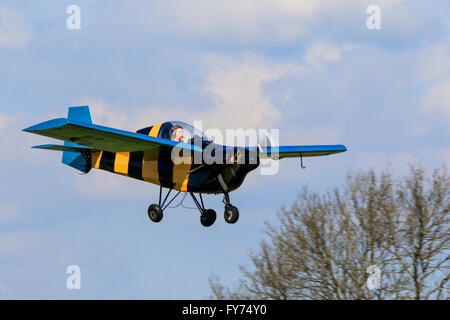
[170,125,184,142]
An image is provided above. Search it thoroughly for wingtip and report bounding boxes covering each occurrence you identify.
[22,125,36,132]
[22,125,37,133]
[22,118,68,133]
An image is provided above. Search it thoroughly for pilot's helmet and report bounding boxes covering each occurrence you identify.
[170,125,183,141]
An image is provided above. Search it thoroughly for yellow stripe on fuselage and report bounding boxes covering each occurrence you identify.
[173,163,191,192]
[149,124,162,137]
[142,151,160,185]
[114,152,130,175]
[141,123,163,185]
[92,123,194,191]
[92,151,103,169]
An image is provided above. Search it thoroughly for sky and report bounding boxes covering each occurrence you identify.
[0,1,449,299]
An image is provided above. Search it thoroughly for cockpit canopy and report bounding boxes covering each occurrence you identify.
[167,121,210,143]
[137,121,211,144]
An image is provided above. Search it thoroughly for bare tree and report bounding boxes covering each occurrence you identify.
[210,165,449,300]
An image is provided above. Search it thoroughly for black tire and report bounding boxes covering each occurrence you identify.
[200,209,217,227]
[148,204,163,223]
[224,204,239,224]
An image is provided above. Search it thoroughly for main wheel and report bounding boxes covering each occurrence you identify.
[200,209,217,227]
[148,204,163,223]
[224,204,239,224]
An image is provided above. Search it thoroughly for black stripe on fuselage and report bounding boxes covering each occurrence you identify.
[128,151,144,180]
[136,126,152,135]
[153,122,173,188]
[157,148,174,188]
[127,126,153,180]
[99,151,115,172]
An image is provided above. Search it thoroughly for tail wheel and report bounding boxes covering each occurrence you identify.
[224,204,239,224]
[200,209,217,227]
[148,204,163,223]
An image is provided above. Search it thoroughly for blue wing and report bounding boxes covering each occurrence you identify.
[23,118,203,153]
[259,145,347,159]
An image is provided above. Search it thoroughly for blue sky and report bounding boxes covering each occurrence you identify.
[0,1,449,299]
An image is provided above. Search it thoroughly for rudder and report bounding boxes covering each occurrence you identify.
[62,106,93,173]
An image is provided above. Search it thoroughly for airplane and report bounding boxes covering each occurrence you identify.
[23,106,347,227]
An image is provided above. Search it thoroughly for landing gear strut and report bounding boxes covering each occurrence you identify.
[190,193,217,227]
[223,193,239,224]
[147,187,239,226]
[147,186,181,223]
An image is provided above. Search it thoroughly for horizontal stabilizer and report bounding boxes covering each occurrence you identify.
[32,144,95,153]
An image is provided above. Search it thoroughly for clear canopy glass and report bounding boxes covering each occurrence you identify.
[168,121,210,143]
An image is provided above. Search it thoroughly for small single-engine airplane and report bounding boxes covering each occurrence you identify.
[24,106,347,227]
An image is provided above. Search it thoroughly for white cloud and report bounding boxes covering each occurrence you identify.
[0,112,7,130]
[78,42,353,136]
[351,152,419,177]
[200,54,284,130]
[146,0,321,45]
[280,126,339,145]
[420,79,450,124]
[304,42,355,70]
[0,7,30,49]
[135,0,433,46]
[419,42,450,79]
[88,99,130,129]
[417,39,450,125]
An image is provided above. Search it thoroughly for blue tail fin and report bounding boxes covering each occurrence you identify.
[62,106,93,173]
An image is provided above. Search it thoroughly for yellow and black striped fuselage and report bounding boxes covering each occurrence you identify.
[90,122,259,194]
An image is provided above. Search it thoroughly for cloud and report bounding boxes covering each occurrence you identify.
[416,39,450,125]
[420,79,450,124]
[0,7,30,49]
[280,126,339,145]
[0,112,8,130]
[200,54,284,130]
[88,99,131,129]
[145,0,321,45]
[127,0,439,47]
[356,151,417,170]
[77,42,353,135]
[417,40,450,82]
[304,42,354,69]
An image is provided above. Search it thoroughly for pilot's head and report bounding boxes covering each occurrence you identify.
[170,125,184,142]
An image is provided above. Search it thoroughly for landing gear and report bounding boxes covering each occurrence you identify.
[148,204,163,222]
[224,204,239,224]
[201,209,217,227]
[223,193,239,224]
[147,186,181,224]
[147,187,239,226]
[190,193,217,227]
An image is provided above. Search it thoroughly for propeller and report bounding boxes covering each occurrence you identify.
[257,131,272,153]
